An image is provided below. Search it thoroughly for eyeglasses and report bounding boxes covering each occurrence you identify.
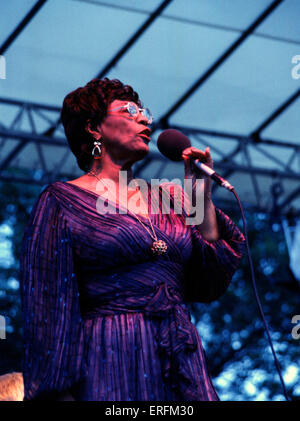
[107,102,153,124]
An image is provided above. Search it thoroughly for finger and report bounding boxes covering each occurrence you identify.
[194,151,212,166]
[205,147,212,157]
[182,148,198,177]
[182,147,194,159]
[204,147,213,168]
[184,147,208,159]
[183,155,193,178]
[183,146,214,171]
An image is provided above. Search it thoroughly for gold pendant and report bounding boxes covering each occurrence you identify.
[151,240,168,255]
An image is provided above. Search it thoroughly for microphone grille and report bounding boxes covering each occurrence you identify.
[157,129,191,162]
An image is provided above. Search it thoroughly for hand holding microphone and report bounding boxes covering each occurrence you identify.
[157,129,234,193]
[182,145,214,201]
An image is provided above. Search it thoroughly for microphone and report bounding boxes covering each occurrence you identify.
[157,129,234,192]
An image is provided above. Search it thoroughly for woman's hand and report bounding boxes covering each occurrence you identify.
[181,146,219,240]
[182,146,213,202]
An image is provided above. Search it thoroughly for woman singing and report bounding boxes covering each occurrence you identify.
[20,77,245,401]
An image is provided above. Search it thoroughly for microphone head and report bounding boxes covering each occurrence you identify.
[157,129,191,162]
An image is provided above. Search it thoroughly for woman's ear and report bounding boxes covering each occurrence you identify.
[86,119,102,140]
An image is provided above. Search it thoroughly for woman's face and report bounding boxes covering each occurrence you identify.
[99,99,152,163]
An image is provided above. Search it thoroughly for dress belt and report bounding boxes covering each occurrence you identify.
[82,282,200,400]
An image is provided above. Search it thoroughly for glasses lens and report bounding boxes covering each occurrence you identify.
[142,108,152,123]
[128,103,138,116]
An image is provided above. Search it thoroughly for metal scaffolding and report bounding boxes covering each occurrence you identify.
[0,0,299,217]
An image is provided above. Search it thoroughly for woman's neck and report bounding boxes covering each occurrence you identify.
[87,158,134,186]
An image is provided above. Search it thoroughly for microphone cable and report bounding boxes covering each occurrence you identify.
[156,128,290,400]
[231,188,290,401]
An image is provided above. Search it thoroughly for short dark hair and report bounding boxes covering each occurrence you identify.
[60,77,142,172]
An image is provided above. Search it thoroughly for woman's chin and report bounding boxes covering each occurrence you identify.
[136,149,149,161]
[134,142,149,158]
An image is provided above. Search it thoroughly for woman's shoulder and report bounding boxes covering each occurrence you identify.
[30,182,72,215]
[40,180,78,198]
[30,182,64,206]
[34,181,63,196]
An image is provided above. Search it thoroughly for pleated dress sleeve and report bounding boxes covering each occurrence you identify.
[19,186,84,400]
[184,206,246,303]
[162,182,246,303]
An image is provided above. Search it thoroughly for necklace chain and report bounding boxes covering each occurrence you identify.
[87,169,158,241]
[87,169,167,255]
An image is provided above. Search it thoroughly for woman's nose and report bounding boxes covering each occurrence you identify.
[136,112,148,125]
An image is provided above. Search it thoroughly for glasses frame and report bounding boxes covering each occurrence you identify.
[107,101,153,124]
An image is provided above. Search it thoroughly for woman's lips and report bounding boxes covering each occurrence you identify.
[138,133,150,143]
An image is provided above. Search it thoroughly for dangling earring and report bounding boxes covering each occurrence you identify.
[92,137,102,159]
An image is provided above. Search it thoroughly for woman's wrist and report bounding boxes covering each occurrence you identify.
[203,195,214,209]
[197,198,220,242]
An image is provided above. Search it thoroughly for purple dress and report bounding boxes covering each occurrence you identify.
[20,180,245,401]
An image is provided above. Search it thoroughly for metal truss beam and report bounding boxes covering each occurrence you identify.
[0,0,48,55]
[1,121,298,179]
[96,0,173,78]
[168,124,300,150]
[211,144,242,195]
[279,186,300,211]
[0,128,66,175]
[154,122,300,212]
[1,96,300,215]
[0,127,65,145]
[43,0,173,134]
[76,0,300,47]
[0,96,60,112]
[251,88,300,137]
[157,0,284,126]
